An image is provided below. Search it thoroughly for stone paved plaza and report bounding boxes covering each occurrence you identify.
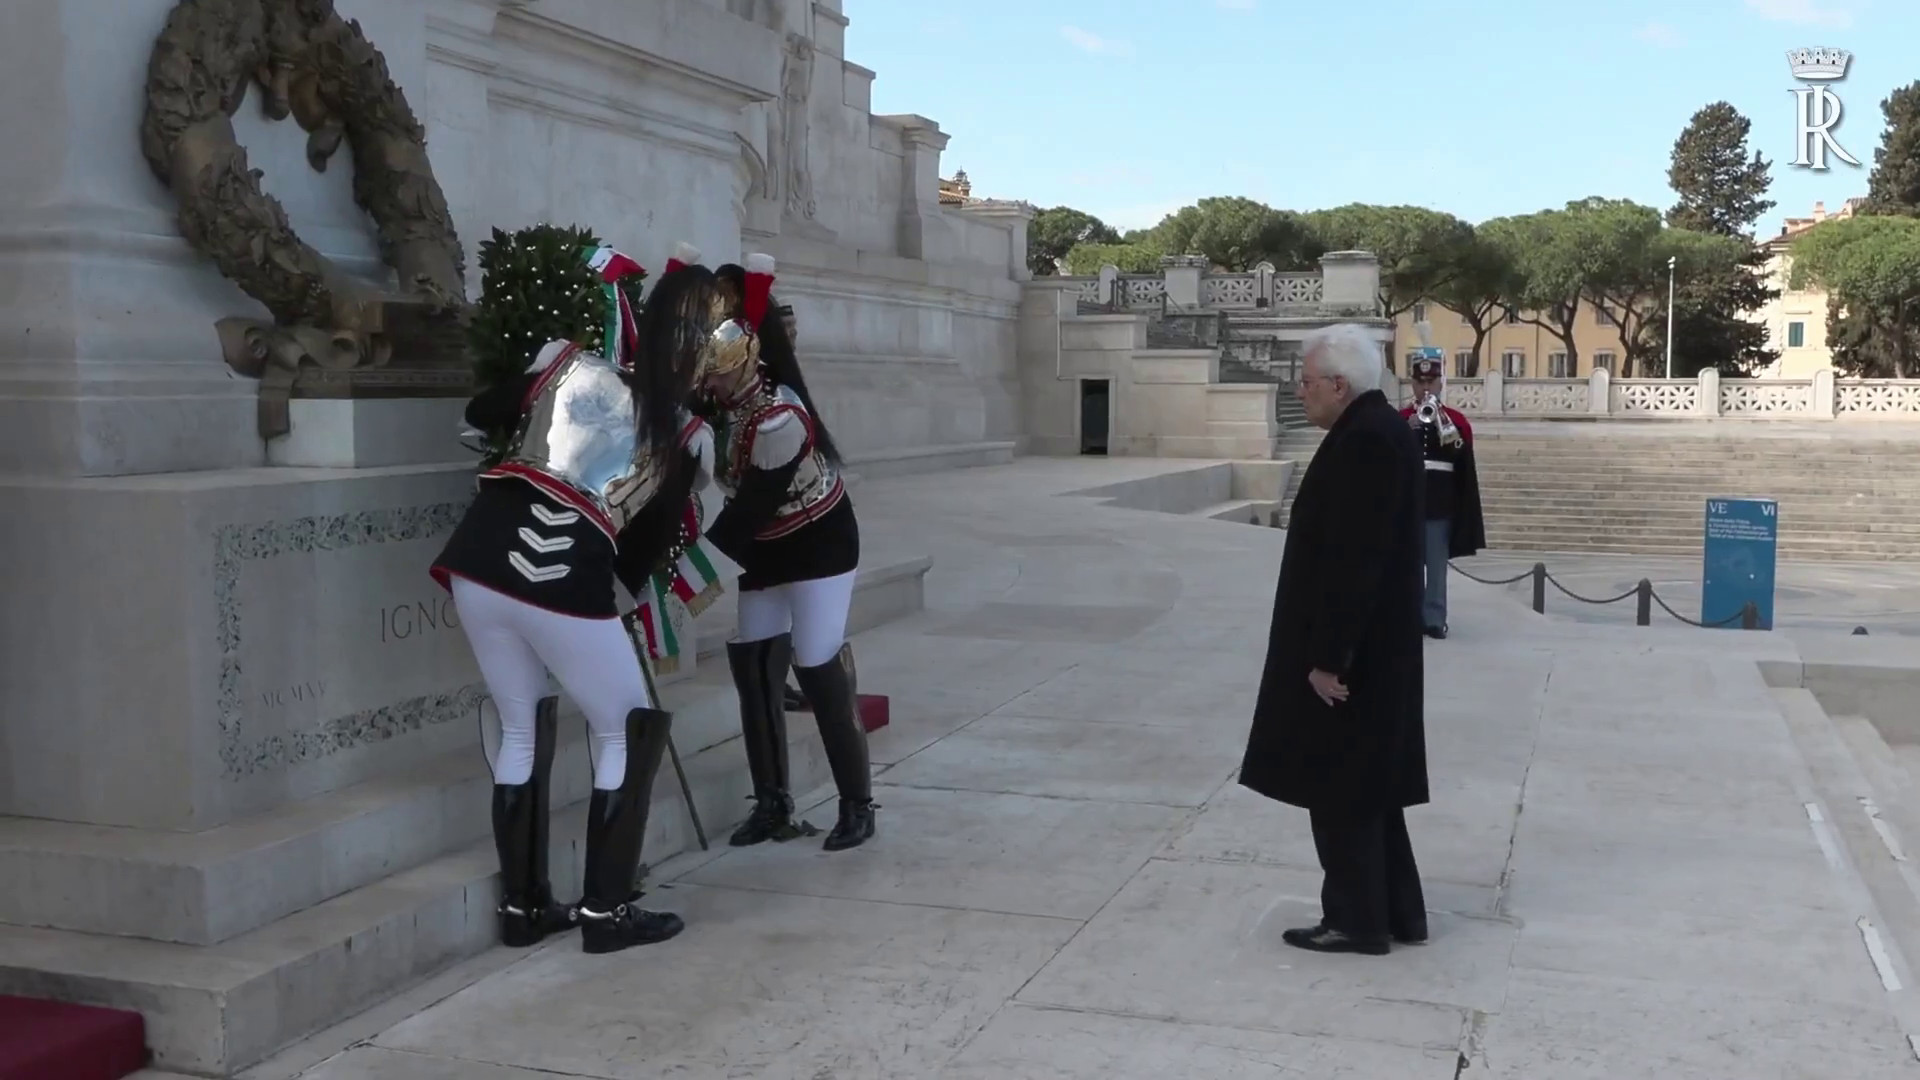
[126,459,1920,1080]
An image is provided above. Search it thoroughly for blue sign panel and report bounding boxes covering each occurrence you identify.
[1701,498,1778,630]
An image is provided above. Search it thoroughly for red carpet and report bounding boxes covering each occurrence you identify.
[856,693,890,733]
[0,995,147,1080]
[790,692,891,732]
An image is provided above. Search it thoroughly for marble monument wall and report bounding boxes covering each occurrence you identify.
[0,0,1023,831]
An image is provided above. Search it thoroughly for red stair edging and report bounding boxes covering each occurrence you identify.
[0,995,148,1080]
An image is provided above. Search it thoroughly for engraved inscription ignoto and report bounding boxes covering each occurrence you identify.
[213,501,483,778]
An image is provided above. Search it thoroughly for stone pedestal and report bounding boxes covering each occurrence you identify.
[0,0,991,1067]
[1317,250,1383,313]
[265,399,471,468]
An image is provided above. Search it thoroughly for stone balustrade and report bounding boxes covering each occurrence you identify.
[1401,367,1920,420]
[1055,252,1386,314]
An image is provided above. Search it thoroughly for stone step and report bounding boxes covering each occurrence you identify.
[0,666,845,1077]
[1480,480,1914,495]
[1484,522,1920,548]
[1193,498,1280,525]
[1484,512,1829,532]
[1483,538,1919,560]
[1478,501,1920,526]
[1476,459,1920,475]
[1484,523,1920,548]
[840,441,1016,480]
[1476,453,1919,467]
[0,556,931,1077]
[1480,484,1915,500]
[1479,482,1916,497]
[1478,458,1915,473]
[1476,448,1912,459]
[0,554,928,950]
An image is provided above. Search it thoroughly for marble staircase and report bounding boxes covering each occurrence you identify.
[1474,431,1920,560]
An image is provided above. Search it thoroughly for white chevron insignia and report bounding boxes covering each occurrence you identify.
[516,527,575,554]
[507,551,571,583]
[529,504,580,527]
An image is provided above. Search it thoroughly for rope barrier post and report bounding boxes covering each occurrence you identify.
[1530,563,1546,614]
[1741,601,1760,631]
[1635,579,1652,627]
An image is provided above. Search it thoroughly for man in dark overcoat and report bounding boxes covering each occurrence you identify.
[1239,322,1430,956]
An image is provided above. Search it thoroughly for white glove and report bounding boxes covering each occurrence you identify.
[681,417,715,490]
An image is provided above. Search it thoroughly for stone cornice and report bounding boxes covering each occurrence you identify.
[875,114,951,151]
[499,0,782,106]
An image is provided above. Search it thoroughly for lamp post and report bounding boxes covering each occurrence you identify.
[1664,255,1677,379]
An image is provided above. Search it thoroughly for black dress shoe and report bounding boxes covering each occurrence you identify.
[1281,924,1390,955]
[1423,625,1448,640]
[1391,925,1429,945]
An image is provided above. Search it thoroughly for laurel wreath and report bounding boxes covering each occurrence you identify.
[139,0,466,374]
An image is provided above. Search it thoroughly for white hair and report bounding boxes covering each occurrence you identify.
[1302,323,1385,394]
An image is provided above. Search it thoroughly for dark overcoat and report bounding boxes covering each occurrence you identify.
[1239,389,1429,811]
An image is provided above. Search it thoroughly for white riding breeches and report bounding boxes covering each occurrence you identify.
[734,570,857,667]
[450,576,653,789]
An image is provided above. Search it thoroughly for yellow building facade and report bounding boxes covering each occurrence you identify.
[1389,295,1643,380]
[1751,198,1859,378]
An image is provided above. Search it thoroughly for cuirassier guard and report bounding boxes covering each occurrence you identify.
[430,258,727,954]
[686,249,876,852]
[1399,340,1486,638]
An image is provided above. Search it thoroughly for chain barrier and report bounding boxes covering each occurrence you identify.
[1448,560,1762,631]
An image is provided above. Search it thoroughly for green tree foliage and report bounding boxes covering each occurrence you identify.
[1569,198,1746,376]
[1303,204,1474,318]
[1791,214,1920,377]
[1063,240,1165,275]
[1145,197,1322,271]
[1481,199,1735,377]
[467,223,645,455]
[1027,206,1120,276]
[1863,82,1920,216]
[1657,102,1778,376]
[1426,235,1515,376]
[1826,84,1920,372]
[1643,233,1766,377]
[1666,102,1775,236]
[1480,209,1596,371]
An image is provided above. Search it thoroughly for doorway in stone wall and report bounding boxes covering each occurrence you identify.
[1079,379,1110,455]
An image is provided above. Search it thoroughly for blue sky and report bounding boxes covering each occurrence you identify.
[843,0,1918,240]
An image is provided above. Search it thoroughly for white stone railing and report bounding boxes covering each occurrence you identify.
[1067,267,1320,309]
[1397,368,1920,420]
[1062,252,1375,313]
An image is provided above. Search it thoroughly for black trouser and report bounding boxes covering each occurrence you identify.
[1307,804,1426,940]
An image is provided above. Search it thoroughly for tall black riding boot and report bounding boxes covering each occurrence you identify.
[577,707,685,954]
[792,644,876,851]
[726,636,806,845]
[491,696,576,947]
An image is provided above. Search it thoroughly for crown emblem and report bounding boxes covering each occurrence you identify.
[1787,47,1850,80]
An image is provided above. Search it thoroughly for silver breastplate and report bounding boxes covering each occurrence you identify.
[502,348,665,531]
[715,382,844,532]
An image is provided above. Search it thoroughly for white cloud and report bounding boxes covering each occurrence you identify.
[1217,0,1258,9]
[1636,21,1683,47]
[1742,0,1855,28]
[1060,25,1134,57]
